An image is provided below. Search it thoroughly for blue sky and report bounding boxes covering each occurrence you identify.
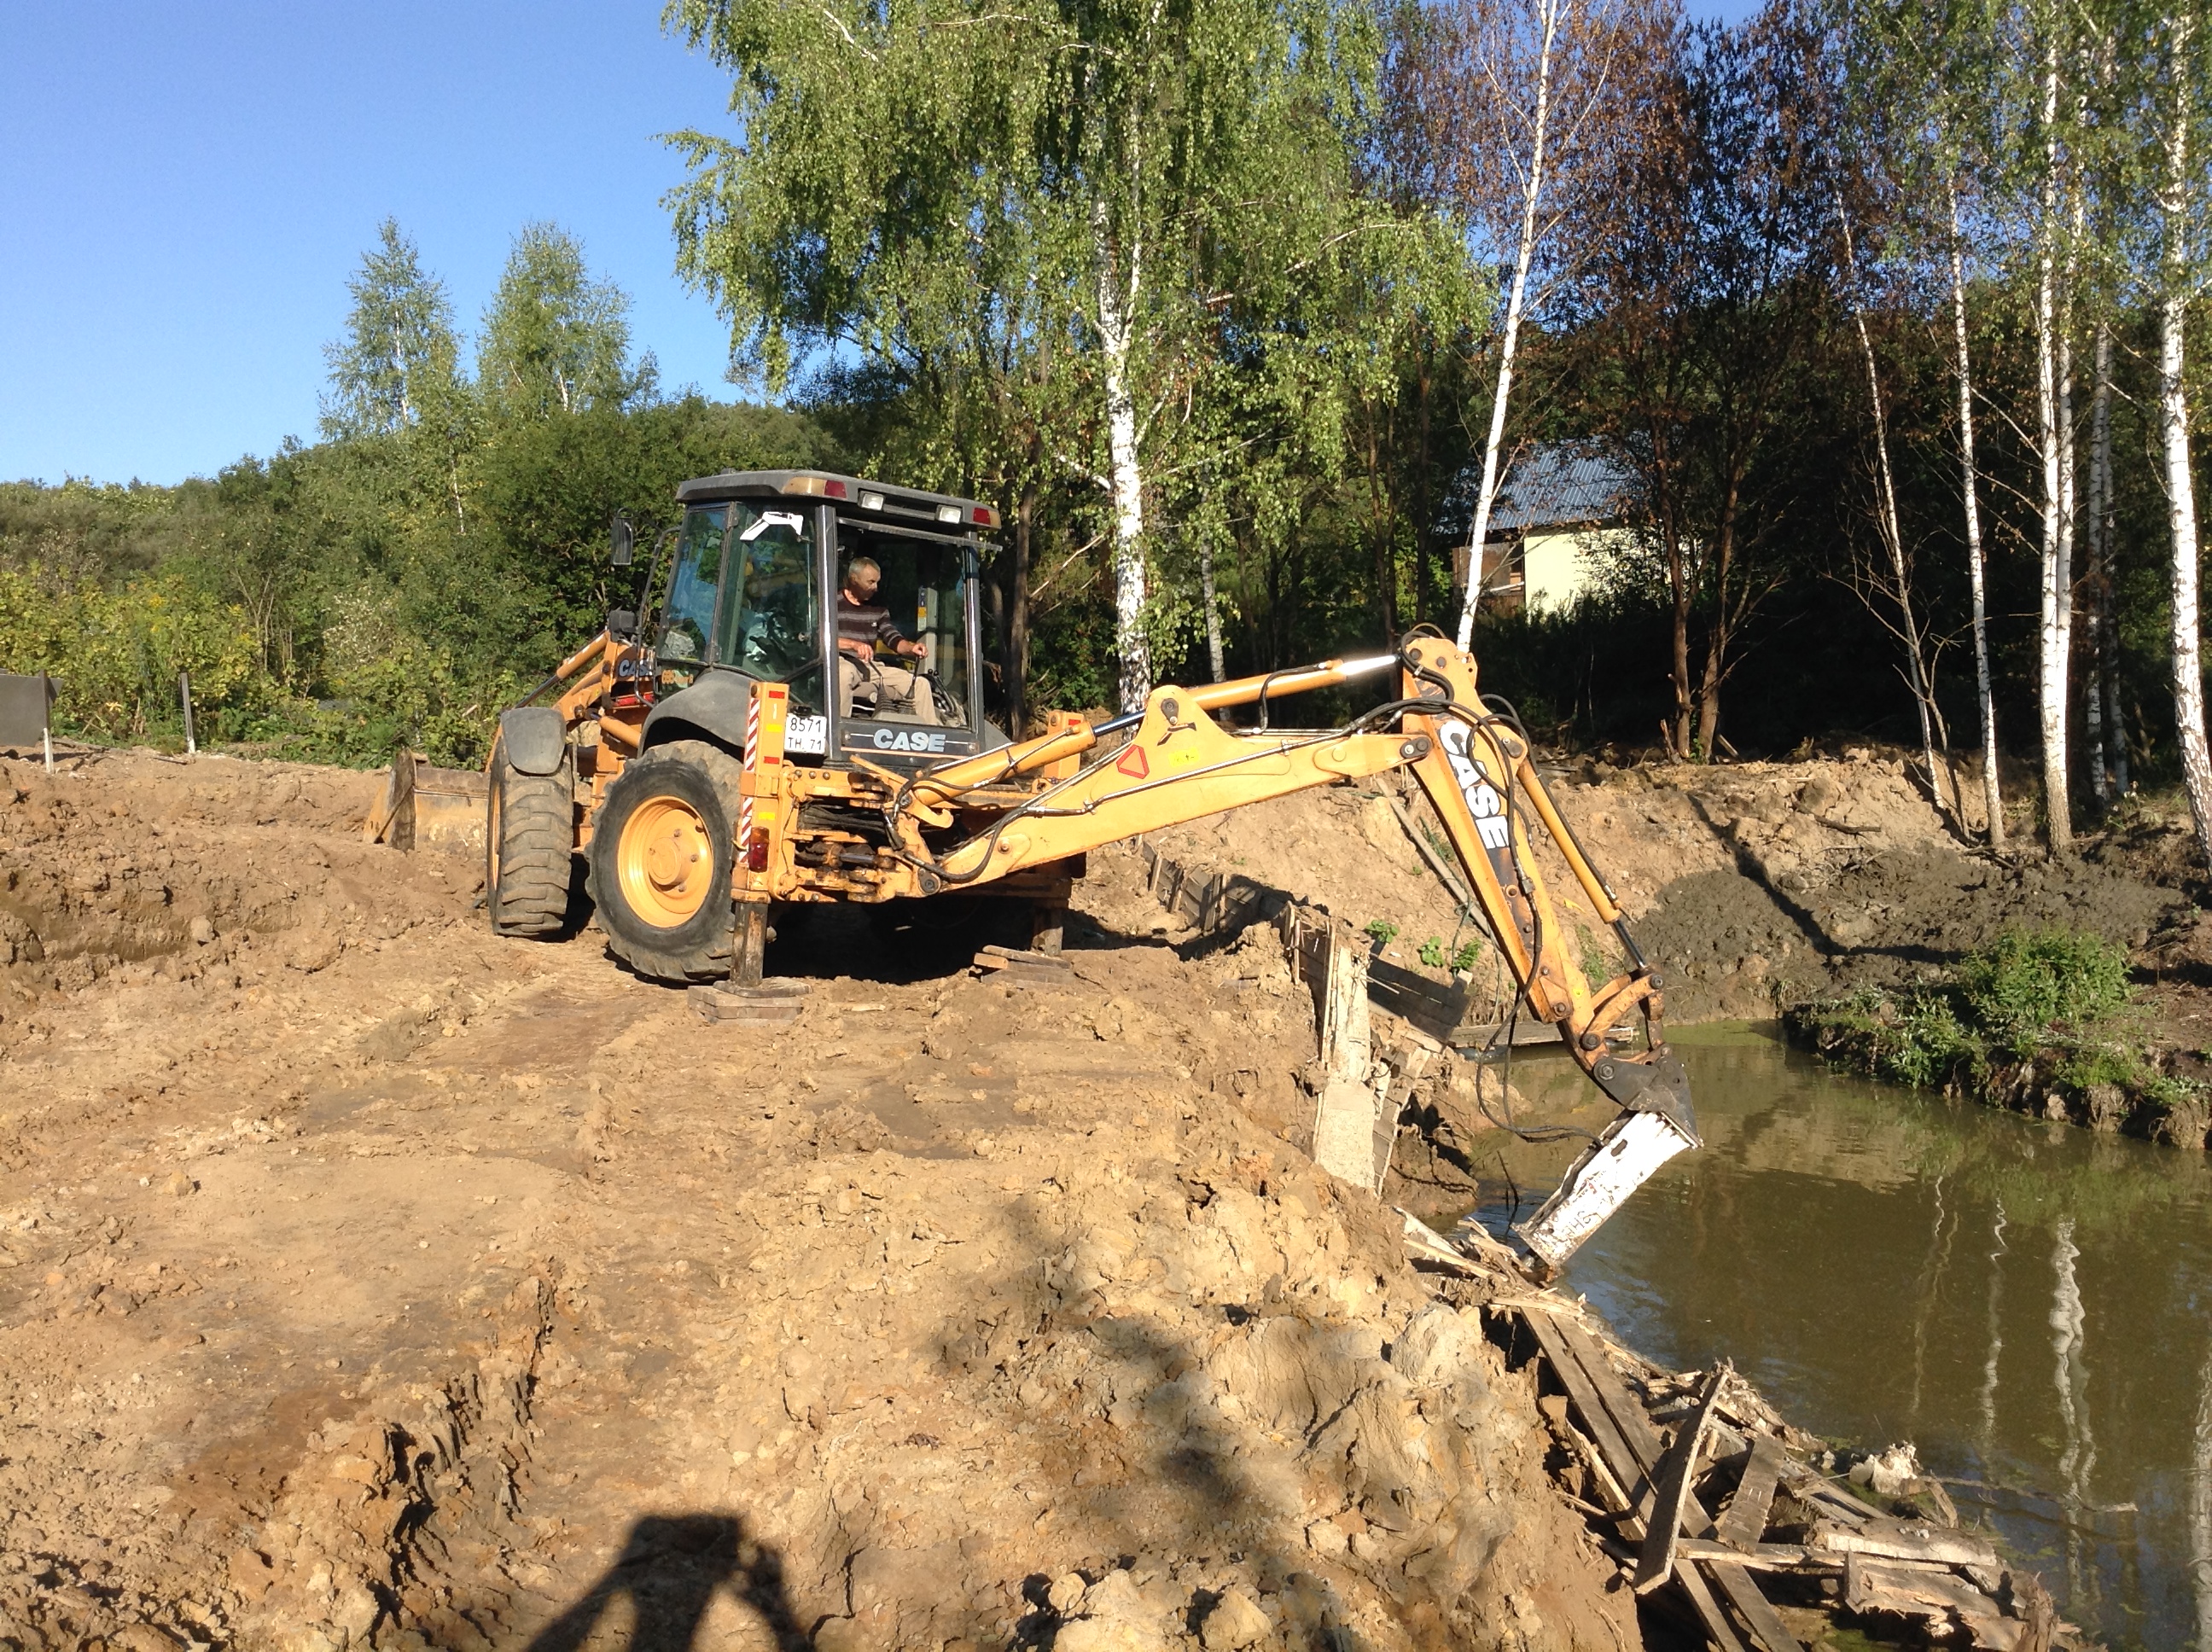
[3,1,1760,490]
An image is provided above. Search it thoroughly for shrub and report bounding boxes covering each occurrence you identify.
[1957,928,2132,1056]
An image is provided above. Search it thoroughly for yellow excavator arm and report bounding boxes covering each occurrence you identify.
[886,635,1699,1271]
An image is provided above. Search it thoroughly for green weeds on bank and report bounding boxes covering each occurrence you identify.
[1785,928,2203,1115]
[1787,924,2203,1119]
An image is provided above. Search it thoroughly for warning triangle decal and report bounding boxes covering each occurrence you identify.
[1115,744,1150,779]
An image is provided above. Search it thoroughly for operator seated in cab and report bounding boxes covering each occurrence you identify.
[836,555,939,724]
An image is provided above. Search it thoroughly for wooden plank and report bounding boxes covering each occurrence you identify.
[1676,1541,1832,1573]
[1519,1309,1655,1515]
[1639,1364,1729,1592]
[1788,1477,1875,1528]
[1704,1559,1806,1652]
[1843,1556,2004,1619]
[1556,1319,1681,1505]
[1677,1564,1754,1652]
[1528,1314,1751,1652]
[1718,1435,1790,1551]
[1549,1322,1802,1651]
[1815,1523,2001,1570]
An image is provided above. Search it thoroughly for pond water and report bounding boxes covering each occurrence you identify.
[1464,1024,2212,1650]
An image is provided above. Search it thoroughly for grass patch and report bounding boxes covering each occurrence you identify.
[1785,928,2202,1126]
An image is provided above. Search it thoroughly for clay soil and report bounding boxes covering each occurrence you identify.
[0,749,1627,1652]
[2,738,2202,1652]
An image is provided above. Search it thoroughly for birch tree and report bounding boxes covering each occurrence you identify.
[478,224,655,422]
[667,0,1440,711]
[2150,3,2212,866]
[1949,189,2007,849]
[2081,314,2122,808]
[1405,0,1657,647]
[320,219,462,441]
[1851,0,2011,845]
[1837,195,1958,827]
[2029,22,2080,852]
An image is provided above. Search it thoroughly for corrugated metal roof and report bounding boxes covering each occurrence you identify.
[1437,441,1642,538]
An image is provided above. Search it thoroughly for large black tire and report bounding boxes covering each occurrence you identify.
[585,739,745,982]
[487,741,573,938]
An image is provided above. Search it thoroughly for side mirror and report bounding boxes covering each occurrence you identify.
[610,513,635,567]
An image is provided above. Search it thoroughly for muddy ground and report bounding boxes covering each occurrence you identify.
[1,740,2202,1652]
[0,750,1627,1652]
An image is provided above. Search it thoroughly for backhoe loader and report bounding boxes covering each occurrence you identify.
[468,468,1697,1269]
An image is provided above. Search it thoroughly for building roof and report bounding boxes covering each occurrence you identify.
[1438,441,1642,539]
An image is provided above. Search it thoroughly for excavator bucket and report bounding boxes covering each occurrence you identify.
[1514,1109,1698,1274]
[364,752,487,852]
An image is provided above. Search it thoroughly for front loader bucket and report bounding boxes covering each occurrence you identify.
[364,752,487,853]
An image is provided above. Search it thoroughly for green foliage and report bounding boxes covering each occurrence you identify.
[1365,918,1400,946]
[1956,928,2133,1056]
[1790,927,2149,1098]
[1418,934,1447,969]
[478,223,655,421]
[320,218,465,442]
[0,224,837,765]
[664,0,1480,701]
[0,563,262,742]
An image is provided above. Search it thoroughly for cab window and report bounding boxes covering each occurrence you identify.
[658,507,726,675]
[717,506,822,710]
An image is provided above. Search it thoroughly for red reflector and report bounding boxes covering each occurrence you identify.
[1115,745,1149,779]
[747,829,770,871]
[824,480,849,498]
[970,504,998,526]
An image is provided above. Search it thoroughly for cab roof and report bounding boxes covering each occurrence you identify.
[675,469,998,531]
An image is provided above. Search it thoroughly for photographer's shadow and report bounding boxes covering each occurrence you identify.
[527,1514,810,1651]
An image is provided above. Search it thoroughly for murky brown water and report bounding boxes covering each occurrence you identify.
[1466,1023,2212,1650]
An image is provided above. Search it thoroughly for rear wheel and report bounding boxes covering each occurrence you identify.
[486,741,573,938]
[585,740,744,982]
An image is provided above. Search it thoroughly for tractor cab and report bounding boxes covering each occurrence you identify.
[644,470,1008,770]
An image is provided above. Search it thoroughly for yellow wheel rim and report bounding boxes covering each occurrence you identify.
[618,795,714,928]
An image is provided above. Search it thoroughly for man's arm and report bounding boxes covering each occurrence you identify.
[876,616,922,658]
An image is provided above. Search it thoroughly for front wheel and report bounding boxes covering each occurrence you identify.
[487,741,573,938]
[585,740,744,982]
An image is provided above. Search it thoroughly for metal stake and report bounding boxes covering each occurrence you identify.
[179,671,196,755]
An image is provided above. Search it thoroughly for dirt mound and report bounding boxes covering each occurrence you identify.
[0,751,429,1021]
[0,753,1628,1651]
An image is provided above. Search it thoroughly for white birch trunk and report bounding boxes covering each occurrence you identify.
[1200,543,1225,683]
[1841,201,1949,826]
[1951,188,2006,851]
[2034,44,2073,853]
[1094,205,1150,712]
[2085,320,2113,806]
[2158,11,2212,867]
[1453,0,1561,651]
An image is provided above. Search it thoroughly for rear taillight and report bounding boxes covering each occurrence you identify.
[747,829,771,872]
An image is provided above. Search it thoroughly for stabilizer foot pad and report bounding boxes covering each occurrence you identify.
[975,945,1074,987]
[689,981,808,1026]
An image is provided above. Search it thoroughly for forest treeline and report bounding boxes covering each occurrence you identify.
[3,0,2208,860]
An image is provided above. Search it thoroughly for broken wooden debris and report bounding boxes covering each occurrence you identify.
[1427,1222,2087,1652]
[1638,1362,1730,1594]
[1716,1435,1789,1553]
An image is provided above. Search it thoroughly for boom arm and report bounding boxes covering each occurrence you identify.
[888,636,1697,1271]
